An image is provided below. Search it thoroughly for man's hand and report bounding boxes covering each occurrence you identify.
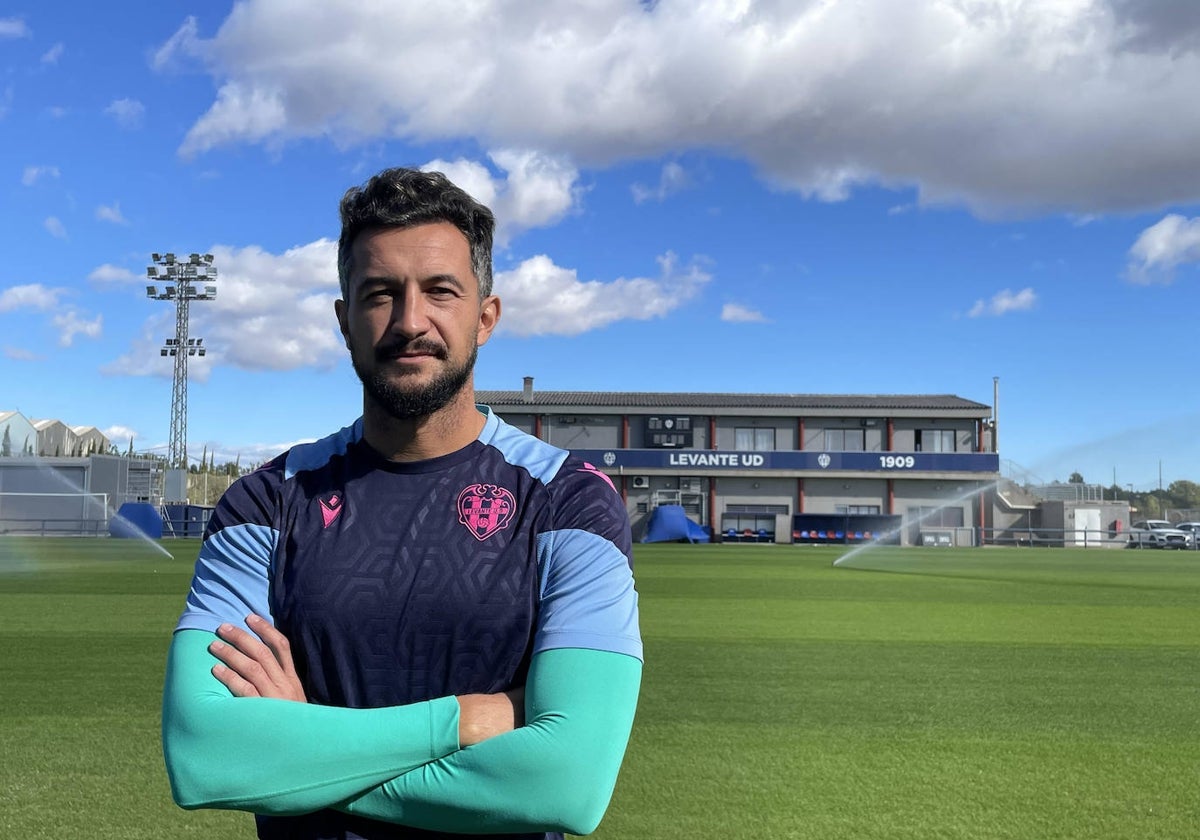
[209,614,307,702]
[456,687,524,747]
[210,614,524,747]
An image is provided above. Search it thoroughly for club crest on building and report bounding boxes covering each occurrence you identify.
[457,483,516,541]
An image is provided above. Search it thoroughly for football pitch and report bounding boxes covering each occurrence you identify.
[1,539,1198,839]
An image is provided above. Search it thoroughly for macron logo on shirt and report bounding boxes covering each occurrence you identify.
[319,493,344,528]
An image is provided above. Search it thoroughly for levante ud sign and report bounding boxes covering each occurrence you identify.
[572,449,1000,473]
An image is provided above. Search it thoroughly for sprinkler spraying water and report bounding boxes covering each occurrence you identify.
[0,455,174,560]
[834,478,1004,568]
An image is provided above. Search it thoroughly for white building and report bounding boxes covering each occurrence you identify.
[478,380,1000,546]
[0,410,38,457]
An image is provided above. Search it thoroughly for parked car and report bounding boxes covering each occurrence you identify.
[1171,521,1200,548]
[1127,519,1190,549]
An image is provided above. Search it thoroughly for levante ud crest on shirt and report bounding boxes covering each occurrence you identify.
[457,483,516,541]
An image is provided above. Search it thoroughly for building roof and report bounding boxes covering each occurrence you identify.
[475,389,991,415]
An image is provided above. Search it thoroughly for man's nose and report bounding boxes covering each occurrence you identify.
[391,288,430,336]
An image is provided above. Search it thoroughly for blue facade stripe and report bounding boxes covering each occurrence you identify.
[571,447,1000,473]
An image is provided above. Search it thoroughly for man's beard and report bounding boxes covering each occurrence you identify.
[352,339,477,420]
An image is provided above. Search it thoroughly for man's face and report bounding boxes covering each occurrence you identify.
[336,222,500,420]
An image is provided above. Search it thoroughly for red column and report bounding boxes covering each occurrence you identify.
[708,479,717,538]
[886,418,894,451]
[797,417,805,450]
[978,487,987,544]
[534,414,542,440]
[708,416,718,537]
[797,478,805,514]
[887,479,895,515]
[621,415,629,449]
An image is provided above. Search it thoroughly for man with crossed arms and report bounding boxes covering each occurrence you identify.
[162,167,642,839]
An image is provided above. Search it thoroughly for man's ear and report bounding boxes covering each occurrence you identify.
[335,299,350,348]
[477,295,501,347]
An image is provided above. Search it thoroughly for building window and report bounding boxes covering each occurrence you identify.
[735,427,776,451]
[835,505,882,515]
[918,429,956,452]
[911,506,965,527]
[644,416,693,448]
[824,429,865,451]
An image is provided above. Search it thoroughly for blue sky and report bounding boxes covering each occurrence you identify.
[2,1,1199,489]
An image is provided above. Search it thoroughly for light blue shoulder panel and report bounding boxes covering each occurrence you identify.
[478,406,570,484]
[533,528,643,662]
[284,418,362,480]
[175,523,276,635]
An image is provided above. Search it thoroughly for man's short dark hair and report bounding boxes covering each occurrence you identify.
[337,167,495,300]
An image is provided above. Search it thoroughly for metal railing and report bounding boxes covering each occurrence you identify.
[0,518,108,537]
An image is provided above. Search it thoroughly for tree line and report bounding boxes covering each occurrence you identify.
[1069,472,1200,518]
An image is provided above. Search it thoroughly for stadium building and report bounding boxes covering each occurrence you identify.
[479,379,1005,546]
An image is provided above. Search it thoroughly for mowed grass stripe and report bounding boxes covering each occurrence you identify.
[2,538,1199,839]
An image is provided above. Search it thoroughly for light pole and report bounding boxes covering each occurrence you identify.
[146,252,217,475]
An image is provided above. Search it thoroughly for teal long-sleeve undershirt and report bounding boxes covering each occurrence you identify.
[162,629,461,814]
[338,646,642,836]
[162,630,642,835]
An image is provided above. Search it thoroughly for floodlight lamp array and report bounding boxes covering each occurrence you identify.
[160,337,206,357]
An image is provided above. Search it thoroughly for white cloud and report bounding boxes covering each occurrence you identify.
[0,17,30,38]
[88,264,139,284]
[106,239,343,378]
[1125,214,1200,284]
[44,216,67,238]
[967,287,1037,318]
[41,42,64,64]
[105,98,145,129]
[52,310,103,346]
[102,425,139,448]
[109,237,712,371]
[0,284,63,312]
[495,251,711,337]
[721,303,769,323]
[421,150,580,245]
[152,16,204,71]
[632,162,690,204]
[22,165,60,186]
[95,202,128,225]
[172,0,1200,215]
[4,346,39,361]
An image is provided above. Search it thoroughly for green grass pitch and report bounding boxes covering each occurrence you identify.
[2,538,1198,839]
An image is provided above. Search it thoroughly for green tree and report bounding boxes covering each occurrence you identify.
[1167,480,1200,509]
[1068,471,1084,484]
[1,426,10,457]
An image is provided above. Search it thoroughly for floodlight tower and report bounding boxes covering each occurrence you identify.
[146,252,218,471]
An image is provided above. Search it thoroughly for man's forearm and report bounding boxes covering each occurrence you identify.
[339,647,642,836]
[162,630,460,815]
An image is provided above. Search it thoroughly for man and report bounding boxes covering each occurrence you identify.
[161,168,643,840]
